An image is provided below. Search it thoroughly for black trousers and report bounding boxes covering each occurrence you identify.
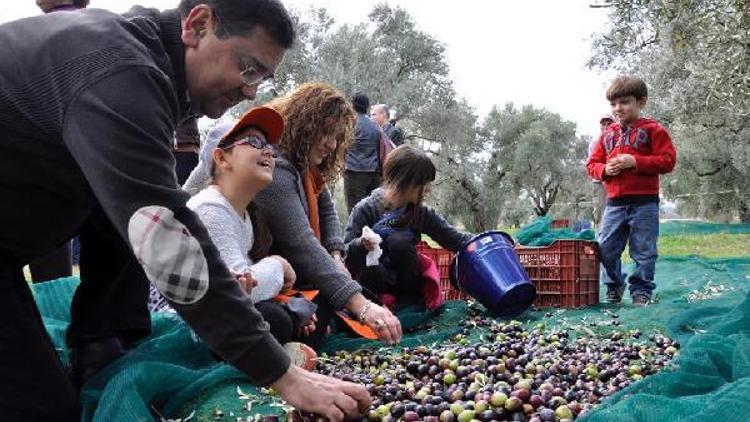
[343,170,381,212]
[29,241,72,283]
[359,231,422,306]
[300,295,334,351]
[67,206,152,348]
[255,300,295,345]
[0,259,80,421]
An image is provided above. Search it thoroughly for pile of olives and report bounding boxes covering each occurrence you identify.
[310,316,679,422]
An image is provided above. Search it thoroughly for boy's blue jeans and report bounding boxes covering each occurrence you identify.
[598,202,659,298]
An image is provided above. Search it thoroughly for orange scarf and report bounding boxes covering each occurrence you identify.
[303,167,326,240]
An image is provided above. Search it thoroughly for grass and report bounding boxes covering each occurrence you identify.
[657,233,750,258]
[424,229,749,259]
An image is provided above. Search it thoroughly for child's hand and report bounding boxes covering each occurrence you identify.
[361,237,378,252]
[272,256,297,291]
[235,272,257,294]
[605,161,622,176]
[299,314,318,337]
[614,154,637,169]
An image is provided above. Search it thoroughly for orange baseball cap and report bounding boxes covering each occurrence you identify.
[222,106,284,145]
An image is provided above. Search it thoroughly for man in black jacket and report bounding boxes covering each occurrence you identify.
[0,1,369,421]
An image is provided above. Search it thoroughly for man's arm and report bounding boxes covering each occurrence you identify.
[62,67,289,385]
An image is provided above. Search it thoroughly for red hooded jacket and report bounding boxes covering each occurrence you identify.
[586,118,676,200]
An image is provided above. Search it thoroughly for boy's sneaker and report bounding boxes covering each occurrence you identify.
[606,284,626,304]
[284,342,317,371]
[632,295,651,307]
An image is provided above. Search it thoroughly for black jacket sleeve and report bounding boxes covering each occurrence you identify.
[417,205,473,253]
[61,67,289,385]
[343,199,376,270]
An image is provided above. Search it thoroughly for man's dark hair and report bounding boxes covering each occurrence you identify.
[72,0,90,6]
[351,93,370,114]
[178,0,295,49]
[606,76,648,101]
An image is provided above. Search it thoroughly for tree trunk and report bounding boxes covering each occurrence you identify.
[739,200,750,223]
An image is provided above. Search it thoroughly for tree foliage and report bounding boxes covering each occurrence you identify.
[589,0,750,221]
[483,104,589,218]
[224,4,595,229]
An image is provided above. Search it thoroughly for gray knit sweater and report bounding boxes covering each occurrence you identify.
[254,157,362,310]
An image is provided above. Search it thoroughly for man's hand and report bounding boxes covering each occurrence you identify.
[272,365,372,421]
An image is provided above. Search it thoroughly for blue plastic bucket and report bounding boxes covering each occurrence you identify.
[451,231,535,317]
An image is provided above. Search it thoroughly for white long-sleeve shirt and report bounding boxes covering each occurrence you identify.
[187,186,284,302]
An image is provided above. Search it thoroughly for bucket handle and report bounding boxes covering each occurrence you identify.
[452,231,516,291]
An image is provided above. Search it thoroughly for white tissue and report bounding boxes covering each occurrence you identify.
[362,226,383,267]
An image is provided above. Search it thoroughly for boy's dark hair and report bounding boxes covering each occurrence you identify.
[178,0,295,49]
[351,93,370,114]
[606,76,648,101]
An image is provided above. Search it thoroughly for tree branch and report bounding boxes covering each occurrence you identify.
[696,162,729,177]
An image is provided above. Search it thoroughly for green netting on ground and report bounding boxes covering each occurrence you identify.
[33,253,750,421]
[515,216,596,246]
[658,221,750,236]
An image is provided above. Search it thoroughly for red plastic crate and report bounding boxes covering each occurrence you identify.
[515,240,600,308]
[550,219,571,229]
[415,242,466,300]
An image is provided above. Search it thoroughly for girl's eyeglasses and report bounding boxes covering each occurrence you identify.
[220,135,279,157]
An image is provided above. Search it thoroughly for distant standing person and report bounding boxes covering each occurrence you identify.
[586,76,676,307]
[589,114,614,225]
[371,104,404,146]
[344,93,382,212]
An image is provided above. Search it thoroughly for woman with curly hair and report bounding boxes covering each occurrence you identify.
[254,82,402,348]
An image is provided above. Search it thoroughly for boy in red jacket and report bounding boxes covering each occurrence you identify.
[586,76,676,306]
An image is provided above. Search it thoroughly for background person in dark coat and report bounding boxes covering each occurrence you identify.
[344,93,382,212]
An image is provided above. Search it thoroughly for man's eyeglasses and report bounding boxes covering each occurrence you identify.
[212,10,275,91]
[221,135,279,157]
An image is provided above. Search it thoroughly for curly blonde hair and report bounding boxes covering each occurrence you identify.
[266,82,355,182]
